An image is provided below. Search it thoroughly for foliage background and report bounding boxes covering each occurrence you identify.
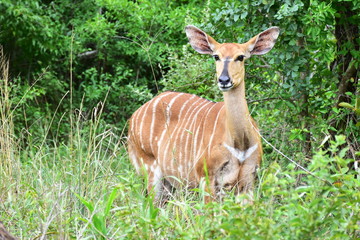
[0,0,359,239]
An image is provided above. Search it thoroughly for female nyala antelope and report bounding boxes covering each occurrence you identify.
[128,25,279,202]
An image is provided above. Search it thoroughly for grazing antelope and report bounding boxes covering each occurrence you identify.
[128,25,279,202]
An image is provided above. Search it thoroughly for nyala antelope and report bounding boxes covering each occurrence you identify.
[128,25,279,202]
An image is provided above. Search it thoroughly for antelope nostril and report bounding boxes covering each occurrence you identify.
[219,75,230,84]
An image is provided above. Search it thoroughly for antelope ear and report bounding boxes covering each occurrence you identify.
[246,27,280,56]
[185,25,219,55]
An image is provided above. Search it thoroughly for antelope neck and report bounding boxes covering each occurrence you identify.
[223,79,257,150]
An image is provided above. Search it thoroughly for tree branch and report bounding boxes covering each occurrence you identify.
[77,50,98,59]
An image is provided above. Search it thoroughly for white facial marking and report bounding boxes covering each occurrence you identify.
[221,58,234,62]
[218,82,233,89]
[224,143,258,163]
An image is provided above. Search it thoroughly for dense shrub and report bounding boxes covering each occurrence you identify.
[0,0,359,238]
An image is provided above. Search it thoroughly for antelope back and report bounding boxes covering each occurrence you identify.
[128,91,226,186]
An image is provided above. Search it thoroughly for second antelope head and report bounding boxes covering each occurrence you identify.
[185,25,280,91]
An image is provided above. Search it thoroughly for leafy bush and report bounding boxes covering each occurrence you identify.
[0,0,359,238]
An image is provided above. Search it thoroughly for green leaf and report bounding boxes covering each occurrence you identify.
[338,102,354,110]
[93,214,107,235]
[74,193,94,213]
[338,147,349,159]
[234,14,239,22]
[104,187,119,217]
[240,11,247,19]
[356,97,360,108]
[334,135,346,145]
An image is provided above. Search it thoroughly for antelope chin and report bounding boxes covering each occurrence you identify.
[218,83,233,92]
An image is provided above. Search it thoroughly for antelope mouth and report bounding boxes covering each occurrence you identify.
[218,82,233,92]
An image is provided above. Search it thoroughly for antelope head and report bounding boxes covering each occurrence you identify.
[185,25,280,92]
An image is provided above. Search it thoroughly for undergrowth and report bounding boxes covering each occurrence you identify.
[1,123,358,239]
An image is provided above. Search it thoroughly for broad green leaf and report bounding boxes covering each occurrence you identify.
[93,214,107,235]
[74,193,94,213]
[104,187,119,217]
[338,102,354,110]
[355,97,360,109]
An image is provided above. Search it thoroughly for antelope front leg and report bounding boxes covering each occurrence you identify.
[204,177,217,203]
[238,163,258,203]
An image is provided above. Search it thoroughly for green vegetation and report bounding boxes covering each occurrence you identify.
[0,0,359,239]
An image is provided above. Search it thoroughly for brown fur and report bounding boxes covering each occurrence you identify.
[128,25,279,202]
[0,222,17,240]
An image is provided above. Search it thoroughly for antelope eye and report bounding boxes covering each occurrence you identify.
[236,55,245,61]
[213,55,220,61]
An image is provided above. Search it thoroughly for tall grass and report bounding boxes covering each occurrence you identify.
[0,50,359,239]
[0,47,19,181]
[0,50,130,238]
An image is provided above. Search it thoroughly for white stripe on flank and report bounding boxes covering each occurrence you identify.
[178,98,207,173]
[224,143,258,163]
[207,105,225,157]
[178,165,183,178]
[157,93,184,172]
[192,103,217,169]
[132,106,141,134]
[169,96,202,173]
[184,101,212,173]
[130,111,136,137]
[163,94,196,174]
[149,92,172,153]
[165,92,184,125]
[139,101,152,151]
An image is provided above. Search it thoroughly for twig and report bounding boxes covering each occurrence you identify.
[248,97,283,104]
[77,50,98,59]
[248,116,333,186]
